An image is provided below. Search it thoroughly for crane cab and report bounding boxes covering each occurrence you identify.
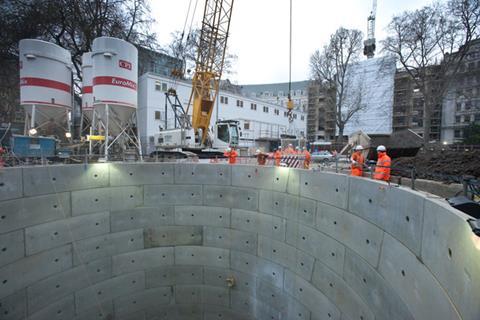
[213,120,239,149]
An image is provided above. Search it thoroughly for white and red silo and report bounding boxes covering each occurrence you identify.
[19,39,72,135]
[81,52,94,121]
[92,37,138,135]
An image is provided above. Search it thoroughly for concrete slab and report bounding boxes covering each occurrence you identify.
[22,164,109,196]
[259,190,316,226]
[73,301,113,320]
[144,226,202,248]
[203,304,252,320]
[348,177,425,256]
[316,202,383,268]
[421,198,480,320]
[28,294,75,320]
[0,168,22,201]
[230,251,284,289]
[175,246,230,269]
[25,212,110,255]
[112,247,174,275]
[111,206,174,232]
[145,304,204,320]
[379,233,460,320]
[299,171,348,209]
[71,186,143,216]
[286,168,301,196]
[175,205,231,228]
[0,245,72,299]
[146,265,204,288]
[284,269,340,320]
[231,165,288,192]
[110,163,174,186]
[0,193,71,234]
[203,185,258,211]
[0,290,26,320]
[203,226,258,254]
[73,229,143,265]
[231,209,286,241]
[203,267,256,295]
[230,291,282,320]
[286,221,345,276]
[311,260,374,320]
[0,230,24,267]
[144,185,203,206]
[114,286,172,316]
[343,249,414,320]
[175,163,231,186]
[74,271,145,312]
[258,236,314,281]
[27,257,112,313]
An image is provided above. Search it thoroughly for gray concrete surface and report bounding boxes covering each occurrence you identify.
[0,163,479,320]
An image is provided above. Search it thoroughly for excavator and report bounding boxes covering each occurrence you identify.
[153,0,239,159]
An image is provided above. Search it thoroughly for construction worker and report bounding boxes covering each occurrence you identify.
[274,147,282,166]
[256,149,268,166]
[350,145,365,177]
[224,147,238,165]
[285,144,295,155]
[303,147,311,169]
[373,145,391,181]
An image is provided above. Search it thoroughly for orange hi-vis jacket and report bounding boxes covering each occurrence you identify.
[350,151,365,176]
[274,150,282,166]
[374,152,391,181]
[303,150,311,169]
[224,150,238,164]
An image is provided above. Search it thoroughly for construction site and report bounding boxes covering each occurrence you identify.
[0,0,479,319]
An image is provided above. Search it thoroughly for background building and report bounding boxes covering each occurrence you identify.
[306,82,336,142]
[241,81,309,113]
[442,39,480,143]
[138,73,307,154]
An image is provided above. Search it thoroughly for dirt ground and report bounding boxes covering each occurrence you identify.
[392,149,480,183]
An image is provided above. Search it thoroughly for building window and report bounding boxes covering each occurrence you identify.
[220,96,229,104]
[293,113,297,119]
[236,100,244,107]
[475,113,480,122]
[456,115,461,123]
[263,106,269,113]
[284,111,288,117]
[155,81,167,91]
[274,109,279,115]
[155,111,161,120]
[454,130,462,138]
[244,122,250,130]
[250,103,257,110]
[301,115,305,121]
[456,102,462,111]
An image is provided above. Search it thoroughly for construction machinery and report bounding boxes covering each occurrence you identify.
[363,0,377,59]
[153,0,238,159]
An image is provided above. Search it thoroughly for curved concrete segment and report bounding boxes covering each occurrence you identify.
[0,163,479,320]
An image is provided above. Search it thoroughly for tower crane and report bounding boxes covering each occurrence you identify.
[363,0,377,59]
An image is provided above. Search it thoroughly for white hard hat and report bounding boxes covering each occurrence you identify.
[288,143,293,147]
[226,147,231,152]
[296,146,300,150]
[377,145,386,152]
[354,145,364,151]
[278,146,282,149]
[256,149,261,154]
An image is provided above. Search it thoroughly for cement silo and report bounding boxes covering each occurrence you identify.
[81,52,94,121]
[90,37,142,160]
[19,39,72,137]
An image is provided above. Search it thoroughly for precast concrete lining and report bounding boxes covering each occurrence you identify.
[0,163,479,320]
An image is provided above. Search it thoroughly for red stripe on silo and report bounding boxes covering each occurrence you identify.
[20,77,71,93]
[93,76,137,91]
[82,86,93,94]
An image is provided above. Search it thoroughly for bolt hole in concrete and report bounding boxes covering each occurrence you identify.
[0,182,4,186]
[2,164,477,320]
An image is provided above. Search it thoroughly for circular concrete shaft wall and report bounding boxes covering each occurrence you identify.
[0,163,479,320]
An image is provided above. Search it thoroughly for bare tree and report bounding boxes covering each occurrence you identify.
[382,0,480,143]
[310,27,363,143]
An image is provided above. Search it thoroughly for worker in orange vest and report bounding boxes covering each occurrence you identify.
[224,147,238,164]
[274,147,282,166]
[373,145,391,181]
[350,145,365,177]
[303,147,311,169]
[256,149,268,165]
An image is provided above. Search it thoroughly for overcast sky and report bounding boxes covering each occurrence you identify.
[149,0,435,85]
